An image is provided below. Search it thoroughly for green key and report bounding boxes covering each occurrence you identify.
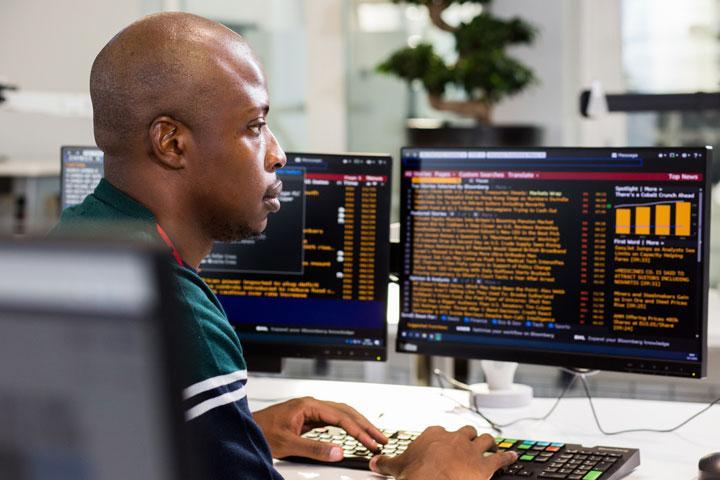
[517,444,532,450]
[583,471,603,480]
[519,455,535,462]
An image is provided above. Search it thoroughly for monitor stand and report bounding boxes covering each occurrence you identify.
[245,354,283,374]
[469,361,533,408]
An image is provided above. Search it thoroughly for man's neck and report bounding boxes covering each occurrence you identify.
[104,170,213,270]
[153,213,214,269]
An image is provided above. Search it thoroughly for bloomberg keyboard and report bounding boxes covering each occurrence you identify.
[284,427,640,480]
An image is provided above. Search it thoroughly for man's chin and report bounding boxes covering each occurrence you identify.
[250,218,268,236]
[209,219,265,243]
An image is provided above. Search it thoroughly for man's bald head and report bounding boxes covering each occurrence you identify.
[86,12,286,267]
[90,12,263,157]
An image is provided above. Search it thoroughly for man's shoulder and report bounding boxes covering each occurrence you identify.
[51,193,155,241]
[51,195,107,234]
[171,263,248,383]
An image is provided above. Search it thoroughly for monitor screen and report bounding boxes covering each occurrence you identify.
[61,146,104,210]
[59,148,392,362]
[200,152,392,361]
[0,242,184,479]
[398,147,711,378]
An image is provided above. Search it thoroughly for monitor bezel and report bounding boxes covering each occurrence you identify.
[397,146,712,379]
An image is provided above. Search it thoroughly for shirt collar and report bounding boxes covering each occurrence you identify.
[93,178,157,222]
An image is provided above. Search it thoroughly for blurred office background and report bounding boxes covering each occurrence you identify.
[1,0,719,400]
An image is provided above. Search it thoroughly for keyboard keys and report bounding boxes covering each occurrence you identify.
[293,427,636,479]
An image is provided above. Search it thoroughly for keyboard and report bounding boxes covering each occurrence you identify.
[283,427,641,480]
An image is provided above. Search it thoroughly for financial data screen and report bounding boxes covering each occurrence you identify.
[61,147,104,209]
[201,153,392,360]
[398,147,710,377]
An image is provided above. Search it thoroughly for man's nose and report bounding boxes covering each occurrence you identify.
[266,131,286,172]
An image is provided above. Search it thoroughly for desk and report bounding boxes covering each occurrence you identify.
[248,377,719,480]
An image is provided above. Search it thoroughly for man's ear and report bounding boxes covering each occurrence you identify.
[148,115,189,170]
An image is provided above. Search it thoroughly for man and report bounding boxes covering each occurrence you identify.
[54,12,517,479]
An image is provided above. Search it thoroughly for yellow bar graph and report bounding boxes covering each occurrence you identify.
[635,207,651,235]
[655,205,671,235]
[676,202,691,236]
[616,209,631,235]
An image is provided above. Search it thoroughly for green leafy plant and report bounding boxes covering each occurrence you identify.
[377,0,538,124]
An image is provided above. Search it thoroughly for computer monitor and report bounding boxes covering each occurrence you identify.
[0,240,189,479]
[200,152,392,362]
[59,147,392,363]
[397,147,711,378]
[60,146,104,210]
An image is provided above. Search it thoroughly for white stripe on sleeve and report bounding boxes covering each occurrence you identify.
[185,385,247,421]
[182,369,248,400]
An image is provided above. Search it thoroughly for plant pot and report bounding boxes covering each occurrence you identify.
[406,121,544,148]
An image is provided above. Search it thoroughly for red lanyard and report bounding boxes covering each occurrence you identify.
[155,223,184,267]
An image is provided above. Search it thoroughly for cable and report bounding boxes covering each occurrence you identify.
[433,368,474,391]
[439,390,503,434]
[493,374,578,428]
[434,367,720,436]
[432,368,578,434]
[576,372,720,435]
[433,369,502,433]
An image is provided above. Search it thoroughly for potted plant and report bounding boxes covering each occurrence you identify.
[377,0,543,147]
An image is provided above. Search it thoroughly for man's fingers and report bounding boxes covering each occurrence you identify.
[456,425,478,440]
[472,432,498,452]
[369,454,402,477]
[329,402,388,444]
[286,437,345,462]
[311,401,383,451]
[486,450,519,470]
[335,416,381,452]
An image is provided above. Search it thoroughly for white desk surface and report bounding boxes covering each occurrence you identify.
[248,377,719,480]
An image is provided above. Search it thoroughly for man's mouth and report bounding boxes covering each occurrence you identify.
[263,180,283,213]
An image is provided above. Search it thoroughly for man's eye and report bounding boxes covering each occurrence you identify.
[249,121,267,135]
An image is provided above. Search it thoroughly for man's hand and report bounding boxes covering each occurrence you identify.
[369,426,517,480]
[252,396,388,462]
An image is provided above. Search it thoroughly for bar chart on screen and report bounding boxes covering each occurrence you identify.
[614,200,695,237]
